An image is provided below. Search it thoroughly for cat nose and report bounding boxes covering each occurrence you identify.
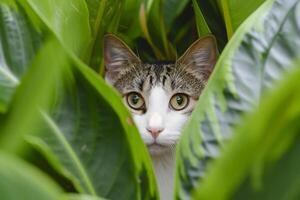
[146,127,164,139]
[147,112,164,139]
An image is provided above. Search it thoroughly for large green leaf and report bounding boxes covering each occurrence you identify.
[0,37,68,152]
[31,60,158,199]
[0,1,158,199]
[195,64,300,199]
[65,194,106,200]
[0,3,41,113]
[0,152,62,200]
[0,0,90,112]
[218,0,265,38]
[27,0,91,57]
[176,0,300,198]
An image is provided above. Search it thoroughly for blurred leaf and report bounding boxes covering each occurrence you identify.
[192,0,211,37]
[0,1,158,199]
[27,0,91,57]
[85,0,105,38]
[85,0,124,73]
[1,0,17,8]
[218,0,265,38]
[176,0,300,198]
[30,60,158,199]
[143,0,175,60]
[139,2,164,59]
[0,152,62,200]
[195,0,227,50]
[195,64,300,200]
[64,194,107,200]
[162,0,189,31]
[167,4,196,57]
[119,0,142,40]
[0,3,42,113]
[0,36,67,152]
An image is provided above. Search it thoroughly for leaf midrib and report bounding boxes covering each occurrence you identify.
[259,0,298,98]
[220,0,234,38]
[42,112,97,196]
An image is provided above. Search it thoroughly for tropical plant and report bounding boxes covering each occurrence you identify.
[0,0,300,199]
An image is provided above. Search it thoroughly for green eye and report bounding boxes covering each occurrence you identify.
[170,93,189,111]
[126,92,145,110]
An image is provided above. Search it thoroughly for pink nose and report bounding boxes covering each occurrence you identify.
[147,127,164,139]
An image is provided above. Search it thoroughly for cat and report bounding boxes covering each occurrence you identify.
[104,34,217,200]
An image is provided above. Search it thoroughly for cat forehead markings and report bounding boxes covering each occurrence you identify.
[114,63,171,90]
[113,63,206,98]
[104,33,218,99]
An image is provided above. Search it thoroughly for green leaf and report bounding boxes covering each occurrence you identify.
[27,0,91,57]
[0,1,158,199]
[0,36,67,152]
[218,0,265,38]
[194,64,300,200]
[31,60,158,199]
[192,0,211,37]
[162,0,189,30]
[195,0,227,50]
[0,152,62,200]
[176,0,300,198]
[143,0,175,60]
[119,0,142,40]
[0,3,41,113]
[85,0,106,38]
[85,0,124,73]
[139,1,164,60]
[0,0,17,8]
[64,194,107,200]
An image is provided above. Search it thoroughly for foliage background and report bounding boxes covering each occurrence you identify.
[0,0,300,199]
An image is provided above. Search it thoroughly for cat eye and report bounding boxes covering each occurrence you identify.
[126,92,145,110]
[169,93,189,111]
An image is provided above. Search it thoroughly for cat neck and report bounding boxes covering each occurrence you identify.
[151,148,176,200]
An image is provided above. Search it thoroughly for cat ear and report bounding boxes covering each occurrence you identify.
[177,35,218,79]
[104,34,141,84]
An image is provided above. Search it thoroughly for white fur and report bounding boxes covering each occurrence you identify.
[132,86,189,200]
[148,112,163,130]
[151,150,176,200]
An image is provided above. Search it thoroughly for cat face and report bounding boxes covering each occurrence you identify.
[104,34,217,155]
